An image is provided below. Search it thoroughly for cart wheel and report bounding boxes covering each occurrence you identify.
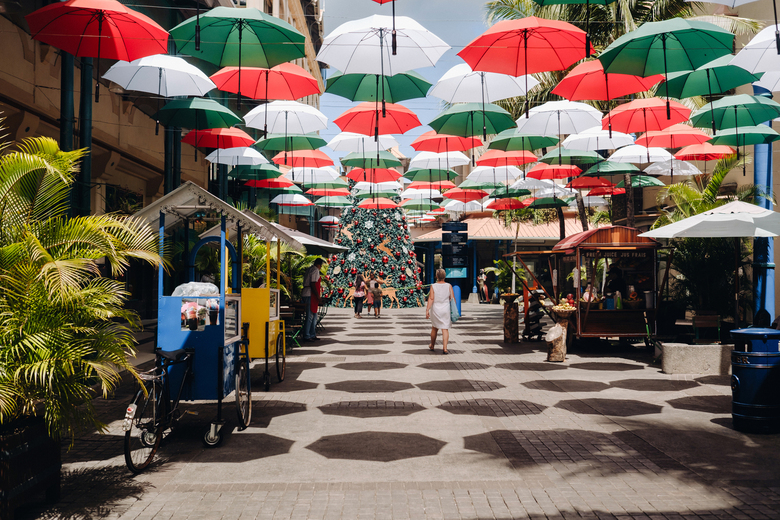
[235,357,252,430]
[202,428,222,448]
[276,333,286,382]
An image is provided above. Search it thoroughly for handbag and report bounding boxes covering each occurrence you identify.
[449,297,460,323]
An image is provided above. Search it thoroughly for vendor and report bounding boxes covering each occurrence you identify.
[606,264,626,297]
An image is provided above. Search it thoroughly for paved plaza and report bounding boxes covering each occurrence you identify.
[19,304,780,520]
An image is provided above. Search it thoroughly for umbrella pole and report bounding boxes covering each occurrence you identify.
[264,72,269,137]
[195,1,201,51]
[392,0,397,55]
[481,73,487,141]
[156,68,162,136]
[662,34,670,120]
[524,30,529,118]
[735,237,741,327]
[380,29,386,118]
[605,75,613,138]
[585,0,591,58]
[237,23,243,110]
[95,14,103,103]
[707,69,716,134]
[774,0,780,54]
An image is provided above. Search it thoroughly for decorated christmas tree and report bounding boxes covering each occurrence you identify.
[327,201,425,308]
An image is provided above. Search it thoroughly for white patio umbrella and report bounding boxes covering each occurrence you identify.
[562,126,635,151]
[515,100,603,136]
[645,159,702,177]
[640,200,780,321]
[467,165,524,184]
[753,70,780,92]
[609,145,673,165]
[571,195,608,208]
[205,147,268,166]
[429,63,539,103]
[270,194,314,206]
[730,24,780,73]
[352,181,402,192]
[327,132,399,153]
[244,100,328,134]
[401,188,443,200]
[285,166,339,184]
[409,151,470,170]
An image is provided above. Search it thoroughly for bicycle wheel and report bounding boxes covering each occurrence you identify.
[235,356,252,430]
[275,333,286,382]
[124,380,164,474]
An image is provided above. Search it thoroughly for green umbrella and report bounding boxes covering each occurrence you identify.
[170,6,305,104]
[528,197,569,209]
[326,70,432,103]
[155,98,241,160]
[403,168,459,182]
[306,178,350,190]
[229,163,281,180]
[709,125,780,147]
[400,198,439,211]
[598,18,734,119]
[254,133,327,151]
[341,150,402,168]
[492,186,532,198]
[615,175,665,188]
[690,94,780,131]
[315,195,352,208]
[458,178,505,190]
[539,148,602,166]
[488,129,559,152]
[429,102,516,143]
[582,161,640,177]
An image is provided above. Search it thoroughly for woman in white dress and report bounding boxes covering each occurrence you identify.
[426,268,456,354]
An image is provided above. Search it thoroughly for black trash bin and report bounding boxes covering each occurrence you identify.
[731,328,780,434]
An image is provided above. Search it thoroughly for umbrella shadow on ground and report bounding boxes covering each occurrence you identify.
[568,361,646,371]
[305,432,446,462]
[193,432,295,463]
[495,362,568,372]
[609,379,700,392]
[252,401,308,428]
[695,375,731,386]
[328,348,391,355]
[555,398,664,417]
[402,348,462,355]
[318,401,426,418]
[264,362,326,392]
[471,345,542,355]
[417,361,491,371]
[438,399,547,417]
[522,379,611,393]
[334,361,408,371]
[666,395,731,414]
[325,380,415,393]
[415,379,505,393]
[318,339,394,347]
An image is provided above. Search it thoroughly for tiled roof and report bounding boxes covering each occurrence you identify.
[412,217,593,243]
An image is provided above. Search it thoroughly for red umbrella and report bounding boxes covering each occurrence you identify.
[358,197,398,209]
[487,198,530,210]
[410,131,483,152]
[552,61,663,102]
[407,180,457,190]
[588,186,625,196]
[636,124,710,148]
[442,187,488,203]
[346,168,402,183]
[181,127,254,149]
[566,177,614,189]
[477,149,537,167]
[458,17,591,117]
[26,0,168,102]
[334,102,421,138]
[210,63,320,100]
[527,163,582,180]
[675,143,736,161]
[603,98,691,134]
[246,177,295,188]
[306,188,350,197]
[272,150,333,167]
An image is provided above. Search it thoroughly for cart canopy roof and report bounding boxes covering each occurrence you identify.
[133,182,303,250]
[552,226,659,252]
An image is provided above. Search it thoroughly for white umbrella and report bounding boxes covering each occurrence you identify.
[285,166,339,184]
[244,100,328,134]
[401,188,443,200]
[684,0,758,7]
[510,177,555,190]
[562,126,635,151]
[537,185,576,198]
[467,165,523,184]
[270,194,314,206]
[409,151,470,170]
[317,15,450,75]
[352,181,402,192]
[730,24,780,73]
[103,54,215,97]
[571,196,608,208]
[443,200,483,213]
[753,70,780,92]
[515,100,603,135]
[645,159,702,177]
[319,216,339,227]
[609,145,673,165]
[205,147,268,166]
[429,63,539,103]
[327,132,399,153]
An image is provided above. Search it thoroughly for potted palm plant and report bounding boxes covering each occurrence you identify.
[0,137,163,515]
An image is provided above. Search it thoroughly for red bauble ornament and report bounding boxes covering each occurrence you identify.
[348,281,354,287]
[400,274,407,282]
[379,271,385,277]
[369,244,375,250]
[403,224,408,230]
[407,259,412,265]
[352,208,356,213]
[411,252,416,258]
[390,265,396,271]
[340,259,345,265]
[416,267,421,273]
[337,239,342,244]
[371,257,376,263]
[338,288,344,295]
[382,256,388,263]
[416,281,422,289]
[397,224,403,229]
[385,218,391,224]
[403,296,408,302]
[350,268,357,275]
[404,235,409,240]
[394,251,401,258]
[356,238,362,244]
[372,211,377,216]
[379,233,385,239]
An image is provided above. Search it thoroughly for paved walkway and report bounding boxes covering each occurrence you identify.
[19,304,780,520]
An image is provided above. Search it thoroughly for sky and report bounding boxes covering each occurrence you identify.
[317,0,492,167]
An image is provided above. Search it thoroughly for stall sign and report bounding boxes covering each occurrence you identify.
[582,250,651,259]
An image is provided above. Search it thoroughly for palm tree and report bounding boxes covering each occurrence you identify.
[0,137,163,441]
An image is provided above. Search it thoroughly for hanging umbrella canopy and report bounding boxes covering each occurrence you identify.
[539,148,602,166]
[319,216,340,225]
[635,124,711,148]
[429,63,539,103]
[603,98,692,133]
[536,184,577,198]
[562,126,634,150]
[551,59,662,101]
[409,151,470,170]
[675,143,736,161]
[183,128,255,149]
[272,149,333,167]
[410,131,483,152]
[408,180,457,191]
[609,144,674,165]
[442,188,488,202]
[467,165,524,183]
[254,133,327,152]
[358,197,399,209]
[528,197,569,209]
[206,147,269,166]
[402,188,443,200]
[582,161,640,177]
[645,159,702,177]
[754,70,780,92]
[315,196,352,208]
[708,125,780,147]
[285,166,339,184]
[528,163,582,179]
[326,70,432,102]
[210,62,320,100]
[487,198,529,210]
[488,129,559,151]
[443,200,484,213]
[347,168,402,183]
[509,177,556,190]
[730,23,780,74]
[661,55,762,100]
[690,94,780,130]
[317,15,450,75]
[334,101,421,136]
[400,198,440,211]
[229,164,281,180]
[589,186,625,196]
[247,177,296,189]
[572,195,609,207]
[428,102,516,140]
[566,176,614,189]
[271,193,314,206]
[404,168,459,182]
[342,150,402,168]
[514,100,604,136]
[307,178,350,190]
[640,200,780,238]
[352,181,402,192]
[477,149,537,167]
[615,175,666,188]
[155,98,241,130]
[352,189,399,199]
[492,186,533,198]
[244,100,328,134]
[459,178,506,190]
[328,132,399,153]
[308,188,350,197]
[103,54,214,97]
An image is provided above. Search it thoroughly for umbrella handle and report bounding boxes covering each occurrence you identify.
[585,0,591,58]
[391,1,397,55]
[195,2,201,51]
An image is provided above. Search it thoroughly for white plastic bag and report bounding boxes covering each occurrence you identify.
[545,324,565,343]
[172,282,220,297]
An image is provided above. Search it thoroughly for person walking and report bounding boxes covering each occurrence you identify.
[302,258,324,341]
[426,268,455,354]
[353,273,366,318]
[368,272,383,318]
